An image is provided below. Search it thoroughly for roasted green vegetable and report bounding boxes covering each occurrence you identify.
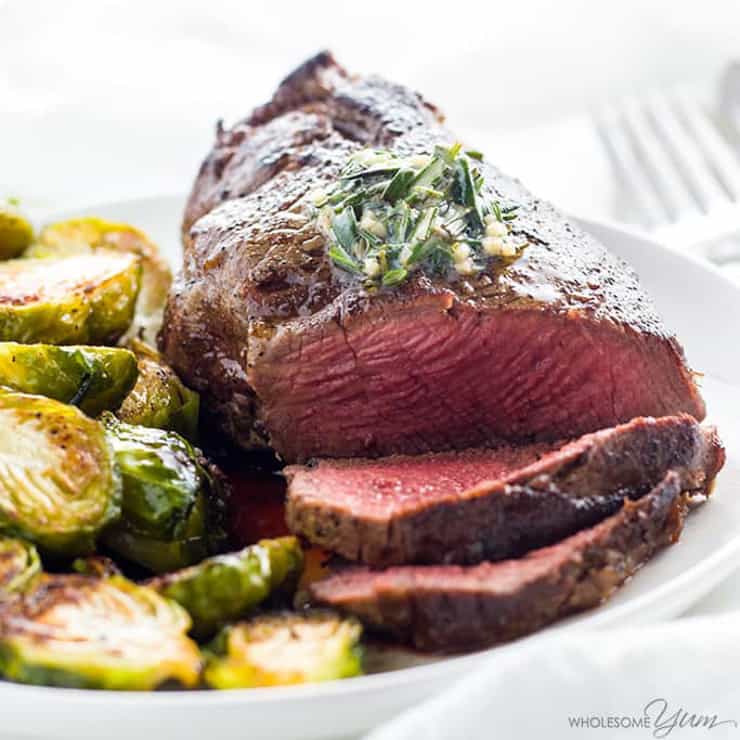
[103,529,208,576]
[0,537,41,597]
[0,342,138,416]
[204,612,363,689]
[30,217,171,314]
[28,217,171,343]
[0,391,121,556]
[101,413,210,539]
[0,201,34,260]
[117,340,199,441]
[101,414,222,573]
[148,537,303,638]
[0,574,201,689]
[0,252,141,344]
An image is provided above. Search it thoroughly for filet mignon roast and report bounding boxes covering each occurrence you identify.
[161,52,705,462]
[310,472,688,651]
[286,415,724,566]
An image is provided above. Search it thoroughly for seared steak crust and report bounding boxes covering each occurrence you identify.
[161,52,705,461]
[285,416,724,566]
[310,472,688,651]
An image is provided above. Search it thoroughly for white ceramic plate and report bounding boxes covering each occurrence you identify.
[1,197,739,740]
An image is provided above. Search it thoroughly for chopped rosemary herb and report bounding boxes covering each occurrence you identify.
[312,143,526,287]
[328,245,363,274]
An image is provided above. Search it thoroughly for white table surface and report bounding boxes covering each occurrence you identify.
[2,0,740,624]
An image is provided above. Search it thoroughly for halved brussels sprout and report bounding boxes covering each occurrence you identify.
[30,216,171,314]
[0,342,138,416]
[72,554,122,579]
[148,537,303,638]
[0,201,34,260]
[0,537,41,597]
[101,414,224,573]
[103,528,209,576]
[117,340,200,441]
[28,217,172,343]
[0,252,141,345]
[0,574,201,689]
[204,612,363,689]
[0,390,121,556]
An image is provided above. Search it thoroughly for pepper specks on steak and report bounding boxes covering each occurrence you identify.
[309,471,689,651]
[286,415,723,566]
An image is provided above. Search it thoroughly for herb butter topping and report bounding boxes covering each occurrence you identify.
[311,143,527,287]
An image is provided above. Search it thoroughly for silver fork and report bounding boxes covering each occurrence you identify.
[596,90,740,263]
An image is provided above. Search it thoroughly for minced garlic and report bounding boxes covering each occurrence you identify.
[359,210,387,239]
[363,256,381,277]
[317,142,526,287]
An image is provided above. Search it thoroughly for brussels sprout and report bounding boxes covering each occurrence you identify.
[0,537,41,597]
[72,554,122,579]
[0,391,121,556]
[28,217,172,343]
[0,574,201,689]
[100,414,224,573]
[30,217,171,314]
[102,414,204,539]
[148,537,303,638]
[204,612,363,689]
[0,201,34,260]
[0,342,138,416]
[117,339,200,441]
[103,529,207,576]
[0,252,141,345]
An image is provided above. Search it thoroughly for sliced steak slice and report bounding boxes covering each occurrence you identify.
[310,472,687,651]
[161,53,706,462]
[286,415,723,566]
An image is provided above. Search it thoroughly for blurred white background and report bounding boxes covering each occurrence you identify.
[2,0,740,219]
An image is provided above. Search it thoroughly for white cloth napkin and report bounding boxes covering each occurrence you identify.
[365,614,740,740]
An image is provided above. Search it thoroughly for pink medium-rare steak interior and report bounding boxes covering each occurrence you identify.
[286,415,723,566]
[287,443,558,518]
[309,472,688,651]
[253,303,705,461]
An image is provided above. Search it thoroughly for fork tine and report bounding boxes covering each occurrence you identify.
[619,97,700,222]
[595,104,672,229]
[647,93,731,212]
[672,89,740,201]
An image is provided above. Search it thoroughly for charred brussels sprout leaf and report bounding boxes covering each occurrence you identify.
[0,253,141,345]
[0,201,34,260]
[0,574,201,689]
[117,339,200,441]
[205,611,363,689]
[148,537,303,638]
[0,537,41,597]
[0,391,121,556]
[101,414,224,574]
[0,343,138,416]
